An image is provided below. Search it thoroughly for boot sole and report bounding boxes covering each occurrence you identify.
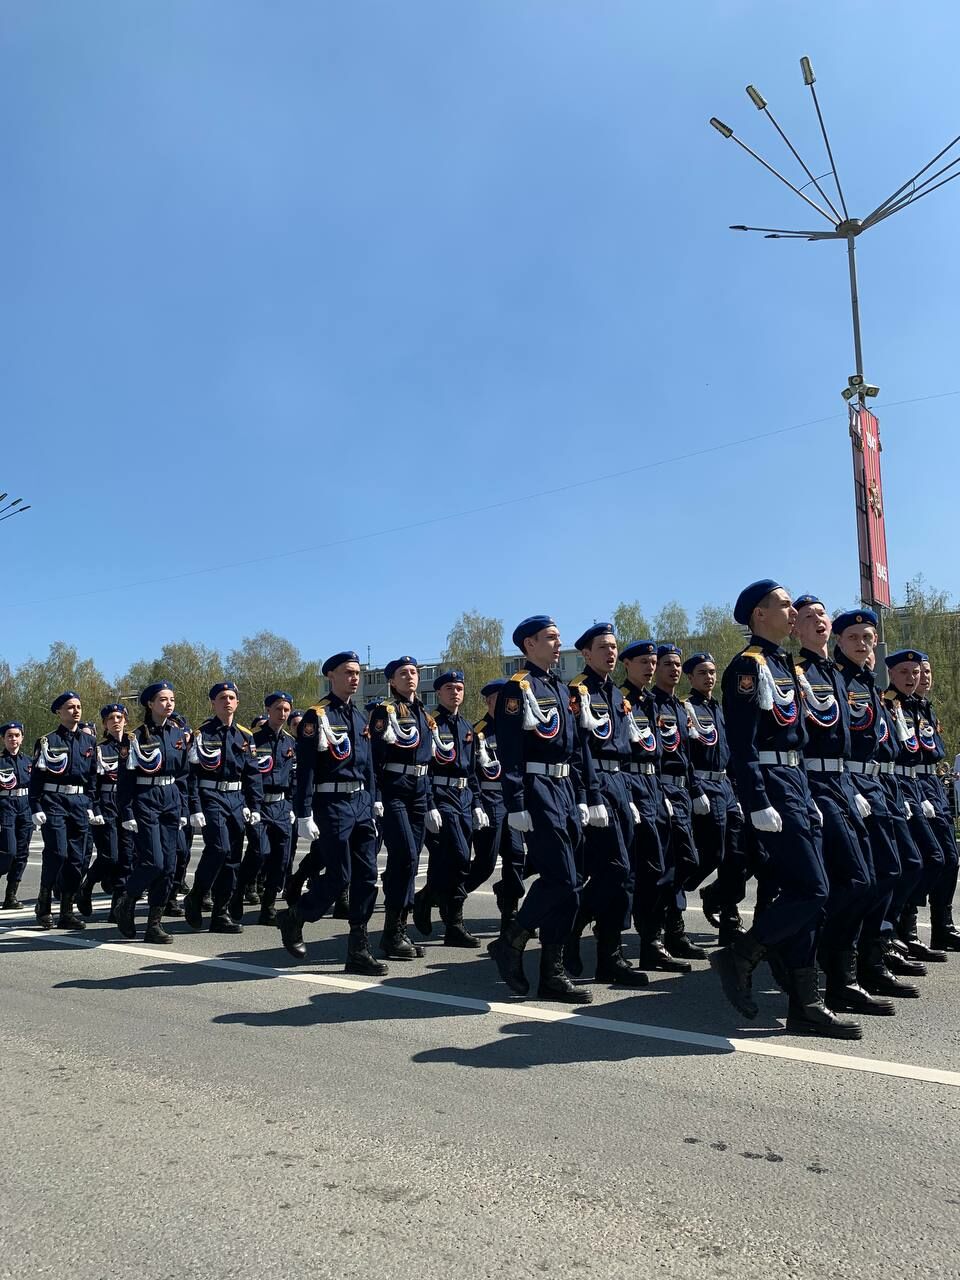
[826,997,896,1016]
[536,988,593,1004]
[785,1020,863,1040]
[345,961,388,975]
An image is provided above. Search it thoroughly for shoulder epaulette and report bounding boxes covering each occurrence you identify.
[235,722,253,736]
[473,718,486,734]
[742,645,764,662]
[308,698,330,716]
[569,672,588,689]
[509,671,527,684]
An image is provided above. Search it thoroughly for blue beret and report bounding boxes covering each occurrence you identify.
[51,691,81,713]
[833,608,878,634]
[209,681,238,700]
[885,649,924,668]
[100,703,128,719]
[792,593,824,611]
[384,655,417,681]
[140,680,174,707]
[480,678,507,697]
[433,670,464,691]
[657,643,682,659]
[0,722,23,735]
[364,697,385,712]
[682,652,714,675]
[733,578,781,626]
[287,709,303,722]
[621,639,657,661]
[574,623,615,651]
[322,650,360,677]
[264,691,293,707]
[511,615,556,650]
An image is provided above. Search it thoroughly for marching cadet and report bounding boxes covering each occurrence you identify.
[76,703,133,920]
[715,581,861,1039]
[682,653,747,947]
[563,624,648,988]
[619,640,678,972]
[915,657,960,950]
[114,682,193,943]
[28,691,103,931]
[368,656,442,961]
[413,670,488,948]
[182,682,264,934]
[832,612,924,998]
[652,643,710,961]
[229,691,298,926]
[0,721,32,909]
[792,596,891,1016]
[487,615,594,1004]
[884,652,949,963]
[468,678,527,938]
[278,651,387,975]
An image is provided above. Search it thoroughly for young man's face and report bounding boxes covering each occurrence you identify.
[793,602,831,651]
[624,655,657,688]
[919,661,932,695]
[890,661,921,696]
[583,633,618,677]
[523,625,562,671]
[837,625,876,666]
[688,661,717,696]
[655,654,682,691]
[57,699,82,729]
[753,588,797,642]
[3,728,22,754]
[267,700,291,731]
[213,690,239,720]
[437,681,465,713]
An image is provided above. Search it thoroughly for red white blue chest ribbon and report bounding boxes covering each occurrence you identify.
[38,737,69,774]
[797,671,840,729]
[756,662,798,727]
[189,732,223,771]
[316,710,353,761]
[684,700,718,747]
[476,733,501,780]
[128,732,164,773]
[520,682,560,741]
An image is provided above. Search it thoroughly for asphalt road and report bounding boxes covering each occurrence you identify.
[2,840,960,1280]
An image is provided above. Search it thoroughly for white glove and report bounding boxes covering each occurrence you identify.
[736,803,744,818]
[472,806,490,830]
[664,797,674,817]
[692,794,711,816]
[630,802,641,824]
[242,806,251,822]
[122,819,139,833]
[189,812,206,831]
[289,809,297,826]
[578,803,590,828]
[750,806,783,834]
[812,804,824,825]
[373,801,384,818]
[507,810,534,833]
[32,811,46,829]
[425,808,443,834]
[248,811,261,826]
[299,816,320,841]
[854,792,872,819]
[922,799,936,819]
[587,804,610,828]
[88,810,105,826]
[904,801,913,820]
[179,816,187,828]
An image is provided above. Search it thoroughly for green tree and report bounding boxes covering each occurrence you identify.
[442,611,504,720]
[2,643,113,744]
[687,603,744,677]
[226,632,318,721]
[117,641,224,731]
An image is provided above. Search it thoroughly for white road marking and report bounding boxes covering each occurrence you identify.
[1,922,958,1089]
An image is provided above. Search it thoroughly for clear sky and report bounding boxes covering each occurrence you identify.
[3,1,958,677]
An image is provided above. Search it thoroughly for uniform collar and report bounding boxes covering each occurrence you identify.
[581,666,613,691]
[688,689,715,706]
[749,633,787,657]
[799,646,830,665]
[524,661,552,678]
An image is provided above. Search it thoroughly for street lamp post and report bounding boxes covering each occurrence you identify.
[710,55,960,665]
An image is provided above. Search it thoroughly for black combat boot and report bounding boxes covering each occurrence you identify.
[243,886,260,906]
[700,882,723,929]
[498,902,519,940]
[883,937,926,977]
[663,910,709,960]
[57,895,86,930]
[441,898,480,948]
[144,907,172,945]
[3,878,23,910]
[35,886,53,929]
[785,967,862,1039]
[258,890,278,926]
[227,885,245,923]
[712,930,766,1019]
[380,907,421,960]
[595,927,649,987]
[717,909,744,948]
[182,888,204,931]
[209,905,242,934]
[561,907,591,977]
[75,873,95,917]
[537,944,593,1003]
[858,939,919,998]
[115,893,138,939]
[345,925,388,976]
[411,887,434,937]
[898,906,947,962]
[332,889,350,919]
[487,921,535,996]
[163,892,184,918]
[277,905,306,960]
[200,891,214,911]
[399,909,425,957]
[930,906,960,952]
[638,923,692,973]
[822,947,895,1016]
[108,889,122,924]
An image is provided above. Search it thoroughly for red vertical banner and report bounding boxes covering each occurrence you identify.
[848,405,891,608]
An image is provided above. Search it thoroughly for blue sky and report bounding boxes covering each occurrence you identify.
[3,1,958,677]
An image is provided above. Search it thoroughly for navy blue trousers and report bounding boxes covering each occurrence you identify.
[515,774,581,945]
[39,794,89,895]
[300,792,379,927]
[126,785,182,908]
[380,779,428,912]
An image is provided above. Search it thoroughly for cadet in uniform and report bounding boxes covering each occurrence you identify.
[114,681,193,944]
[916,657,960,950]
[792,596,886,1016]
[29,691,102,931]
[487,615,593,1004]
[0,722,32,909]
[368,656,442,961]
[563,624,647,988]
[652,644,710,961]
[76,703,132,919]
[682,653,747,947]
[413,670,488,948]
[715,581,860,1039]
[230,691,297,925]
[279,651,386,975]
[182,682,264,934]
